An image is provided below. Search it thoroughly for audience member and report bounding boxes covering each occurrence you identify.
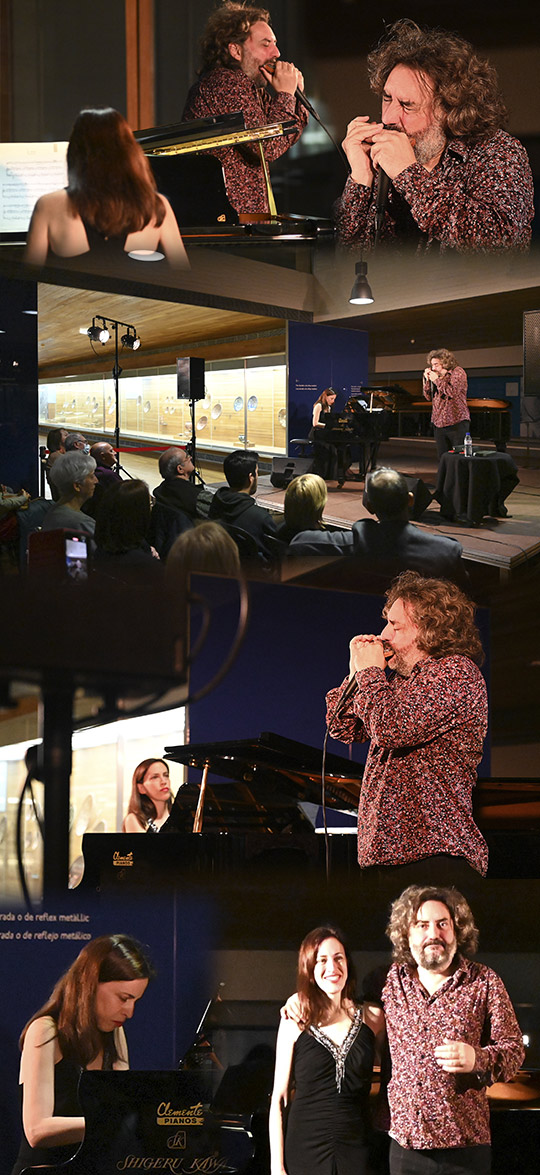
[44,452,97,536]
[166,521,241,589]
[209,449,278,557]
[276,473,332,543]
[93,479,162,582]
[151,446,212,558]
[83,442,122,519]
[64,432,88,453]
[289,467,468,586]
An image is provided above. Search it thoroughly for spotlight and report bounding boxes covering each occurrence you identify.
[121,329,141,351]
[349,261,374,305]
[87,319,110,344]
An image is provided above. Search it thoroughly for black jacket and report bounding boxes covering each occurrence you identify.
[209,487,277,557]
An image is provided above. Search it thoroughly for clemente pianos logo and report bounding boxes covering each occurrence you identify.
[157,1102,204,1127]
[113,851,134,867]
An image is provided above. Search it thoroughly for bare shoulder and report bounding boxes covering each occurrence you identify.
[123,812,145,833]
[363,1002,385,1035]
[34,189,69,213]
[24,1015,58,1047]
[278,1014,302,1045]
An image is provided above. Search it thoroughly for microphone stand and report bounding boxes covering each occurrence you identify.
[116,462,134,479]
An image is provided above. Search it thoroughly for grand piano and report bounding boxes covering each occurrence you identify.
[17,997,280,1174]
[136,115,334,247]
[308,387,512,485]
[79,732,540,892]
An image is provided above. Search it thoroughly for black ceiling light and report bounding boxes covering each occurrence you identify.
[349,260,374,305]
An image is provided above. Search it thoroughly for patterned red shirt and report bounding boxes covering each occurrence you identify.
[423,367,470,428]
[326,656,488,874]
[382,957,525,1149]
[182,67,308,214]
[335,130,534,252]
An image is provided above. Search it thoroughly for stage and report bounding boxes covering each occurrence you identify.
[257,438,540,579]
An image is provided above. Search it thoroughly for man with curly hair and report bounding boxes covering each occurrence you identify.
[380,885,525,1173]
[336,20,534,251]
[326,571,489,874]
[422,349,470,459]
[182,2,307,214]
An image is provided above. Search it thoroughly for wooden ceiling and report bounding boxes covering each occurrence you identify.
[37,283,286,378]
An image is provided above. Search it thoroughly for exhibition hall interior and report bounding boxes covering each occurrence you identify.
[0,3,539,1174]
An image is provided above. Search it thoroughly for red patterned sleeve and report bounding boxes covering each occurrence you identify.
[352,659,487,749]
[473,972,525,1084]
[392,133,533,251]
[325,676,369,744]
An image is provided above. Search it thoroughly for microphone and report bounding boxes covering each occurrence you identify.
[374,167,390,241]
[334,675,359,716]
[294,86,319,120]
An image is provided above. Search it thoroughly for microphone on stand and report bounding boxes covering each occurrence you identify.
[263,61,350,171]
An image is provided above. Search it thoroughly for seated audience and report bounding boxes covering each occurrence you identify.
[290,467,468,586]
[166,521,241,589]
[151,446,211,558]
[64,432,88,453]
[122,758,174,832]
[44,452,98,535]
[83,442,122,519]
[276,473,341,543]
[352,468,468,583]
[25,106,188,269]
[44,427,68,499]
[93,479,162,582]
[209,450,278,558]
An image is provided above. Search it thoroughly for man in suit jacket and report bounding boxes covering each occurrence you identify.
[290,467,468,587]
[352,468,468,585]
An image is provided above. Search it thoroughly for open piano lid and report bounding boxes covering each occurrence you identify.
[162,731,361,833]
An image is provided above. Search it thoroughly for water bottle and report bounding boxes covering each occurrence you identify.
[464,432,473,457]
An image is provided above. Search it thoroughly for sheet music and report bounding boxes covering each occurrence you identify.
[0,141,68,235]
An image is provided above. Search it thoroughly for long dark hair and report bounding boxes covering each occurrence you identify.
[67,107,165,236]
[95,479,151,554]
[20,935,154,1067]
[123,758,173,830]
[297,925,357,1028]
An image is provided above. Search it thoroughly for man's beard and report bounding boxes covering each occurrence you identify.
[241,50,275,88]
[412,123,447,166]
[383,121,446,167]
[383,644,413,677]
[411,938,457,972]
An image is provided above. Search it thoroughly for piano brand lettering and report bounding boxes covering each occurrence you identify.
[157,1101,204,1126]
[117,1158,229,1171]
[113,851,134,867]
[167,1131,187,1149]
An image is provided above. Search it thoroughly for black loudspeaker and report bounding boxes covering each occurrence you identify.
[176,357,205,401]
[363,472,433,519]
[270,456,314,488]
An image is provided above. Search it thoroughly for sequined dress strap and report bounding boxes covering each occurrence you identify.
[308,1007,364,1092]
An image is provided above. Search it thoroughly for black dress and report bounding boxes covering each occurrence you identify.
[11,1056,82,1175]
[284,1010,375,1175]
